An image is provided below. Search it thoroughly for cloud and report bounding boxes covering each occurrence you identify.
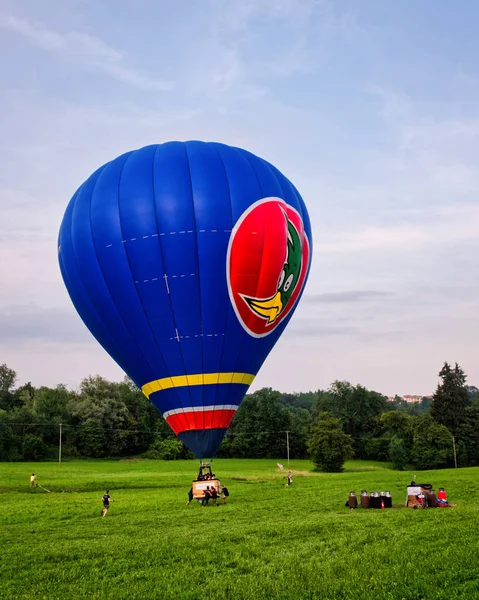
[367,86,412,122]
[0,14,173,91]
[281,314,405,341]
[0,304,91,345]
[286,322,360,337]
[365,86,479,200]
[305,290,393,303]
[316,204,479,255]
[188,0,327,101]
[208,0,324,32]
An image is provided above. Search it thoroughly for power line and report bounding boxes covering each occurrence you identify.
[2,423,292,436]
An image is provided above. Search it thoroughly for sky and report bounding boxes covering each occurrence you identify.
[1,0,478,397]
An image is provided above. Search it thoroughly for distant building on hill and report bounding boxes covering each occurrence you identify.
[387,395,432,404]
[402,395,423,403]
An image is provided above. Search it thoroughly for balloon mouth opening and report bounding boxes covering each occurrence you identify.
[178,428,228,459]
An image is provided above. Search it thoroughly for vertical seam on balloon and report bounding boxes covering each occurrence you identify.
[212,143,235,434]
[87,154,158,382]
[227,148,265,395]
[67,170,143,383]
[241,153,270,374]
[60,188,114,362]
[150,144,192,431]
[237,153,285,383]
[183,143,202,434]
[115,148,180,414]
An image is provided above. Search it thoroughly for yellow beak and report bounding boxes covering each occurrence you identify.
[247,291,283,324]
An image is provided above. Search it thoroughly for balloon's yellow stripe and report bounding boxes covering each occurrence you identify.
[142,372,255,398]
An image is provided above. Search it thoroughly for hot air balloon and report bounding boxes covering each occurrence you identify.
[58,141,312,460]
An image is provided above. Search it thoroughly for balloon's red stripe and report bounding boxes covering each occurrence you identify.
[166,410,236,434]
[174,411,190,433]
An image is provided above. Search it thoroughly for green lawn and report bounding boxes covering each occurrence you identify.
[1,459,478,599]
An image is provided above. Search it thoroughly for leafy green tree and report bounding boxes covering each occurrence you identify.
[411,415,453,470]
[23,434,48,460]
[0,365,20,411]
[308,411,353,472]
[1,361,476,465]
[13,382,36,408]
[34,385,71,422]
[280,392,317,412]
[313,381,388,456]
[455,439,468,468]
[70,376,130,457]
[363,436,390,461]
[144,437,190,460]
[76,419,105,457]
[287,407,312,459]
[0,410,20,460]
[224,388,291,458]
[379,411,414,438]
[365,410,415,462]
[388,436,409,470]
[116,376,163,452]
[419,396,432,413]
[430,362,470,434]
[0,364,17,393]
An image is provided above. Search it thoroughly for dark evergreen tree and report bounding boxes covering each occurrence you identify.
[430,362,470,434]
[455,406,479,466]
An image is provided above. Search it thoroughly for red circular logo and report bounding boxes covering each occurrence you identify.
[227,197,310,338]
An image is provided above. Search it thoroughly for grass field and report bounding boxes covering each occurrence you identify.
[1,459,478,600]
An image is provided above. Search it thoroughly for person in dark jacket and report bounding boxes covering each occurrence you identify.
[221,486,229,504]
[101,490,113,517]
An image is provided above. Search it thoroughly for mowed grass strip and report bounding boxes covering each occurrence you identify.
[1,459,478,600]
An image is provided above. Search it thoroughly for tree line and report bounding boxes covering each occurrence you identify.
[0,362,478,471]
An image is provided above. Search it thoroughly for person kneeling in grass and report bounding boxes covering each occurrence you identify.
[101,490,113,517]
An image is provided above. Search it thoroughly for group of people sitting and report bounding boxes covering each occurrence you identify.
[197,472,215,481]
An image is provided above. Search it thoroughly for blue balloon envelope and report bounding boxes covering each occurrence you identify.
[58,141,312,458]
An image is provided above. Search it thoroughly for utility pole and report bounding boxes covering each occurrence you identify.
[452,435,457,469]
[286,430,290,469]
[59,423,62,465]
